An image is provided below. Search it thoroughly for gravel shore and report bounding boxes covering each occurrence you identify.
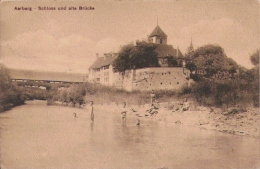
[125,105,260,138]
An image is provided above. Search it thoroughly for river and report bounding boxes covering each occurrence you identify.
[0,101,259,169]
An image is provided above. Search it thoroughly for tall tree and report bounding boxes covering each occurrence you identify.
[113,41,159,72]
[250,50,259,66]
[167,56,178,67]
[190,44,239,77]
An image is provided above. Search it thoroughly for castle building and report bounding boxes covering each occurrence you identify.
[88,25,191,91]
[148,25,185,67]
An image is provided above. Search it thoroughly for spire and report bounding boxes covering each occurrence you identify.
[189,38,194,53]
[190,38,194,50]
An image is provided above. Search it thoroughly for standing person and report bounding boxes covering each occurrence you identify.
[121,102,127,123]
[150,90,156,106]
[89,101,94,122]
[182,98,189,111]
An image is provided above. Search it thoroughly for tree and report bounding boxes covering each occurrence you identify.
[167,56,178,67]
[186,62,197,73]
[113,41,159,72]
[250,50,259,66]
[112,44,133,72]
[0,64,11,92]
[0,64,25,111]
[190,44,238,77]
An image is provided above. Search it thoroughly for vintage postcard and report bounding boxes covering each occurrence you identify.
[0,0,259,168]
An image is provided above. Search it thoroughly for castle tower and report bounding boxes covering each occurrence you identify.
[148,25,167,44]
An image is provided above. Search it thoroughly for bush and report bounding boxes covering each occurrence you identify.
[0,65,26,112]
[190,74,259,108]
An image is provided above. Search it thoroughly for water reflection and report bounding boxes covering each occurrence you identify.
[90,121,94,132]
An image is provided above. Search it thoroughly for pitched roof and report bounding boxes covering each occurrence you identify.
[9,69,86,82]
[154,44,184,58]
[89,53,118,69]
[149,25,167,38]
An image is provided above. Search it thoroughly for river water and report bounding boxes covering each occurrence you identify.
[0,101,259,169]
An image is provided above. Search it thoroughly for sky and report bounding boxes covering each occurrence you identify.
[0,0,259,73]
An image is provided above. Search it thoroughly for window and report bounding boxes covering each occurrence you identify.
[104,72,109,76]
[104,65,109,70]
[104,77,109,82]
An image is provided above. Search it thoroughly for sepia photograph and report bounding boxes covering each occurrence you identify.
[0,0,259,168]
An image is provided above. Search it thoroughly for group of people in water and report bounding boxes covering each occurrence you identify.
[86,100,138,125]
[83,90,189,125]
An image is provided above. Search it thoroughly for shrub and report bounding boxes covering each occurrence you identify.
[0,65,26,112]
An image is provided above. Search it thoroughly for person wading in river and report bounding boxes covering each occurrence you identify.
[150,90,156,106]
[121,102,127,123]
[89,101,94,122]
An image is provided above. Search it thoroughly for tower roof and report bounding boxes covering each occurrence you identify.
[149,25,167,38]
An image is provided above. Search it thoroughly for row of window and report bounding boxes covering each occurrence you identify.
[94,65,109,72]
[135,82,180,86]
[138,71,181,76]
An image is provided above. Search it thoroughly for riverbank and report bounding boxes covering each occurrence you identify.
[23,100,260,138]
[92,103,260,138]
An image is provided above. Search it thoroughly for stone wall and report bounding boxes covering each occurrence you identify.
[132,67,190,91]
[113,67,191,91]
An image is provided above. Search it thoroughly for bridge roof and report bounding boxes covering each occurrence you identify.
[9,69,87,82]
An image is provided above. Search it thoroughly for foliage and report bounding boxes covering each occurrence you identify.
[190,64,259,107]
[186,62,197,73]
[56,84,86,107]
[193,44,225,58]
[19,87,47,100]
[190,44,239,78]
[250,50,259,66]
[167,56,178,67]
[113,41,159,72]
[0,64,26,112]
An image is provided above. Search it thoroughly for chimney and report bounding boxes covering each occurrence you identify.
[104,53,109,60]
[96,53,99,59]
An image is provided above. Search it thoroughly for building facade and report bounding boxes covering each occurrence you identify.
[88,53,118,86]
